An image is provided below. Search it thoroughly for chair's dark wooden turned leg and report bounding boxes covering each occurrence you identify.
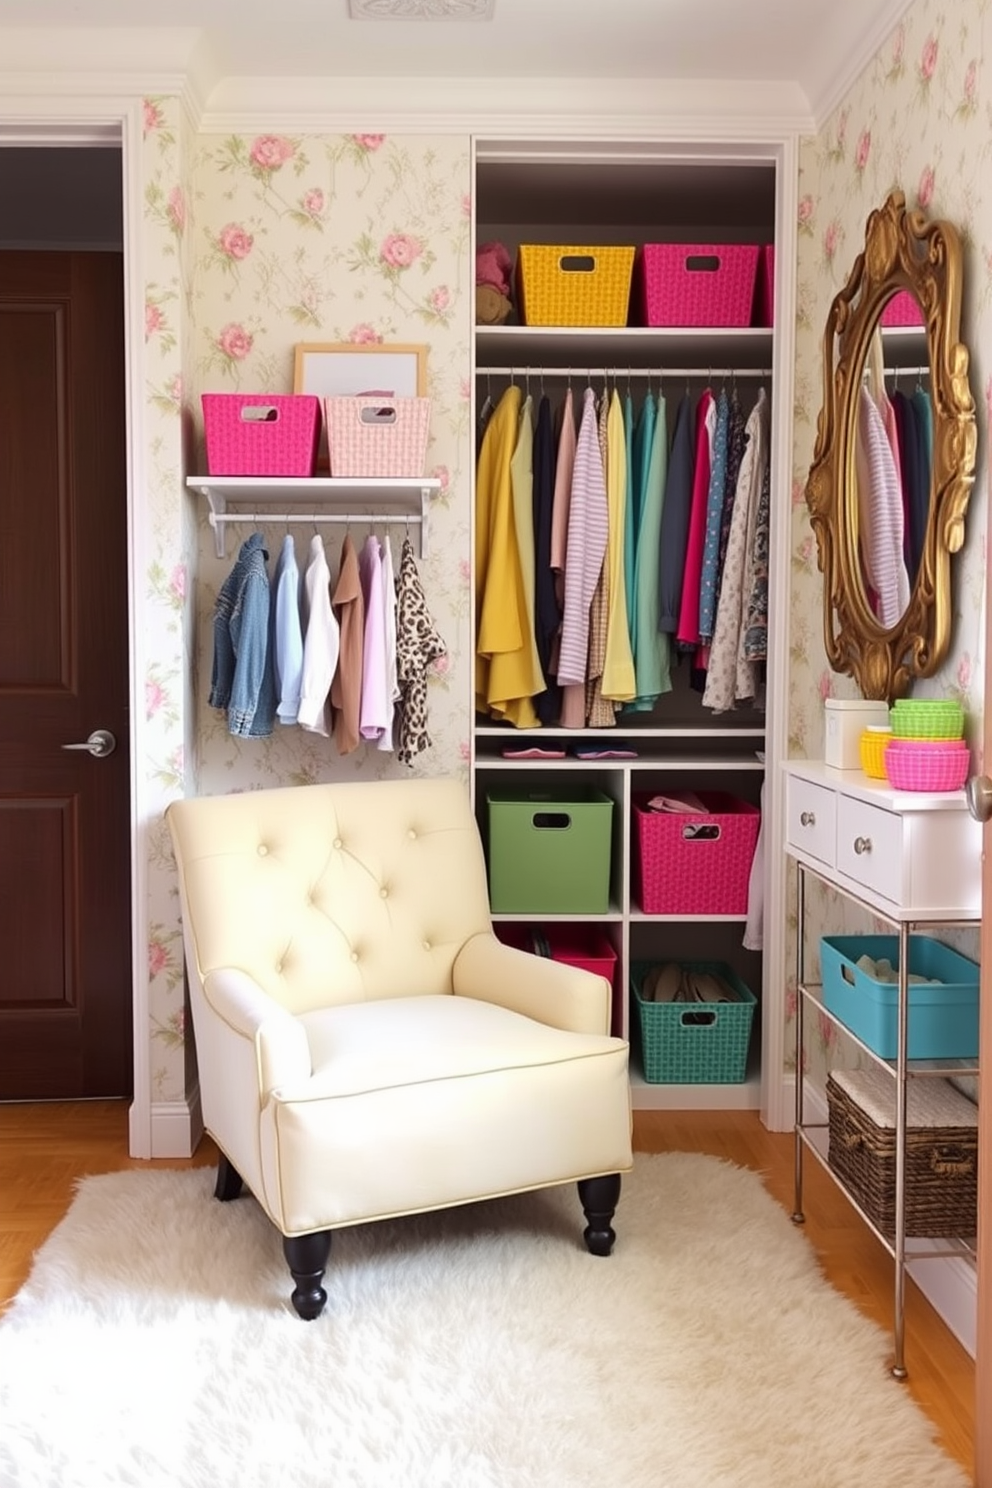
[283,1231,332,1320]
[578,1173,621,1256]
[214,1153,244,1202]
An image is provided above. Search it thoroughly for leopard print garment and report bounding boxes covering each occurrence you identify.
[395,536,447,765]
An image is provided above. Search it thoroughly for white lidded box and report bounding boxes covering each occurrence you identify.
[824,699,890,769]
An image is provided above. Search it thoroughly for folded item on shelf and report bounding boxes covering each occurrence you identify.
[500,746,567,759]
[573,747,639,759]
[853,953,941,986]
[645,790,708,814]
[640,962,739,1004]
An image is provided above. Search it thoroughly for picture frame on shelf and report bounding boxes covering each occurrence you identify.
[293,341,429,400]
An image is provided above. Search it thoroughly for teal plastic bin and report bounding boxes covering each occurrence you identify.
[820,934,979,1060]
[486,789,613,913]
[631,961,757,1084]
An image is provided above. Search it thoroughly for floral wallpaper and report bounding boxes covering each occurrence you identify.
[140,96,194,1107]
[789,0,988,1086]
[187,131,472,793]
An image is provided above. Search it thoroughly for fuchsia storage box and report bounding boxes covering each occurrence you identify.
[753,244,775,327]
[496,923,617,988]
[202,393,321,477]
[632,791,761,915]
[880,290,924,327]
[640,242,761,327]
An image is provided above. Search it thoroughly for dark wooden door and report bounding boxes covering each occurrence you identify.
[0,251,132,1098]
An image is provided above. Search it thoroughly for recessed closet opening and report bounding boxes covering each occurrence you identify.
[471,137,790,1122]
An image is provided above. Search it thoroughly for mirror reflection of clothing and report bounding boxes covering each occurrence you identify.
[855,386,911,629]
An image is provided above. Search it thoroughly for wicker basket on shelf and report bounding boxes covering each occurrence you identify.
[826,1066,977,1238]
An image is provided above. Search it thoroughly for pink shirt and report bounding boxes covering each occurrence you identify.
[676,390,715,648]
[359,535,389,741]
[557,387,608,688]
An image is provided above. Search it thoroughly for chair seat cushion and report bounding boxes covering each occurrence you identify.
[295,993,620,1099]
[260,995,632,1233]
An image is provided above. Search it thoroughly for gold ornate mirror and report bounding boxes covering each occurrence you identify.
[805,190,977,701]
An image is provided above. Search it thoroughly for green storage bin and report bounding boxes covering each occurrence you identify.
[487,789,613,913]
[631,960,757,1084]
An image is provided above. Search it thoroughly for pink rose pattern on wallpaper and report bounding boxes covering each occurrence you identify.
[190,139,472,798]
[790,0,989,1080]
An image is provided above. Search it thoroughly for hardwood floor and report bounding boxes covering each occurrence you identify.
[0,1100,975,1479]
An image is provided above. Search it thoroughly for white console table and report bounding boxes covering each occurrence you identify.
[784,760,981,1377]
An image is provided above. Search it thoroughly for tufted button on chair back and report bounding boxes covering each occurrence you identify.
[170,777,493,1014]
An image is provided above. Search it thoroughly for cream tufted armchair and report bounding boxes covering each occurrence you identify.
[166,777,632,1318]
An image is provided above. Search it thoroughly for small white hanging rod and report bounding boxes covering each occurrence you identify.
[476,365,772,380]
[208,512,422,527]
[885,365,930,377]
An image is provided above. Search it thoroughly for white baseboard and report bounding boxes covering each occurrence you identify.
[136,1085,205,1160]
[793,1076,976,1359]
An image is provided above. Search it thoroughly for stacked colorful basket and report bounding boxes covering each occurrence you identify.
[883,699,969,792]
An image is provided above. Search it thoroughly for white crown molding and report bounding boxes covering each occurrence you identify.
[807,0,914,130]
[196,74,814,136]
[0,71,194,104]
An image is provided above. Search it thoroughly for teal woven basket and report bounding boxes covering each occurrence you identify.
[631,961,757,1084]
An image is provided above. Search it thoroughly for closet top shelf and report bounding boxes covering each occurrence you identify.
[475,325,773,370]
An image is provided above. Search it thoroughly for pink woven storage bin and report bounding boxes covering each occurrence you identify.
[324,395,431,478]
[880,289,924,327]
[884,738,970,792]
[202,393,321,477]
[753,244,774,327]
[632,792,761,915]
[640,243,761,327]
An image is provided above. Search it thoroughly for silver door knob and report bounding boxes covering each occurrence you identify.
[966,774,992,823]
[61,728,117,759]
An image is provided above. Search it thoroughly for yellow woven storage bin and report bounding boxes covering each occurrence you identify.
[517,243,635,327]
[859,726,891,779]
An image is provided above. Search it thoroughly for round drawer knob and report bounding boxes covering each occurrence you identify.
[800,810,816,827]
[853,835,873,855]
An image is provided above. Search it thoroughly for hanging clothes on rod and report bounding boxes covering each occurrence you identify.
[208,521,444,761]
[474,371,772,728]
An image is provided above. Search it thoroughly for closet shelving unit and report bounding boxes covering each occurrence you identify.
[187,476,440,559]
[472,143,787,1114]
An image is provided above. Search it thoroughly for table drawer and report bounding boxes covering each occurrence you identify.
[786,774,836,867]
[835,795,905,904]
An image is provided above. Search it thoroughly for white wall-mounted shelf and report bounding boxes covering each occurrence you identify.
[187,476,441,559]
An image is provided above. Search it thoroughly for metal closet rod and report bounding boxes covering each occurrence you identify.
[476,365,772,379]
[209,513,421,526]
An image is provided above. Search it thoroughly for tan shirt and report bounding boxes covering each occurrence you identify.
[330,534,364,755]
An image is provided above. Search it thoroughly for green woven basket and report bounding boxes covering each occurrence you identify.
[889,699,964,740]
[631,961,757,1084]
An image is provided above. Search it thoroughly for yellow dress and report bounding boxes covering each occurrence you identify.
[600,387,636,701]
[475,385,541,727]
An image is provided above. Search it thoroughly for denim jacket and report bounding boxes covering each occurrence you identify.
[209,532,277,738]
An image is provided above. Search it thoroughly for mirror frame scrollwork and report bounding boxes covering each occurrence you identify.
[805,190,977,701]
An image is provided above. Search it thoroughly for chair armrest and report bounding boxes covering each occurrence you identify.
[451,932,613,1036]
[202,968,312,1097]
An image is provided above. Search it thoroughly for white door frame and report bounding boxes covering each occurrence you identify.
[0,97,152,1154]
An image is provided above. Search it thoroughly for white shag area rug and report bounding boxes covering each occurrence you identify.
[0,1154,968,1488]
